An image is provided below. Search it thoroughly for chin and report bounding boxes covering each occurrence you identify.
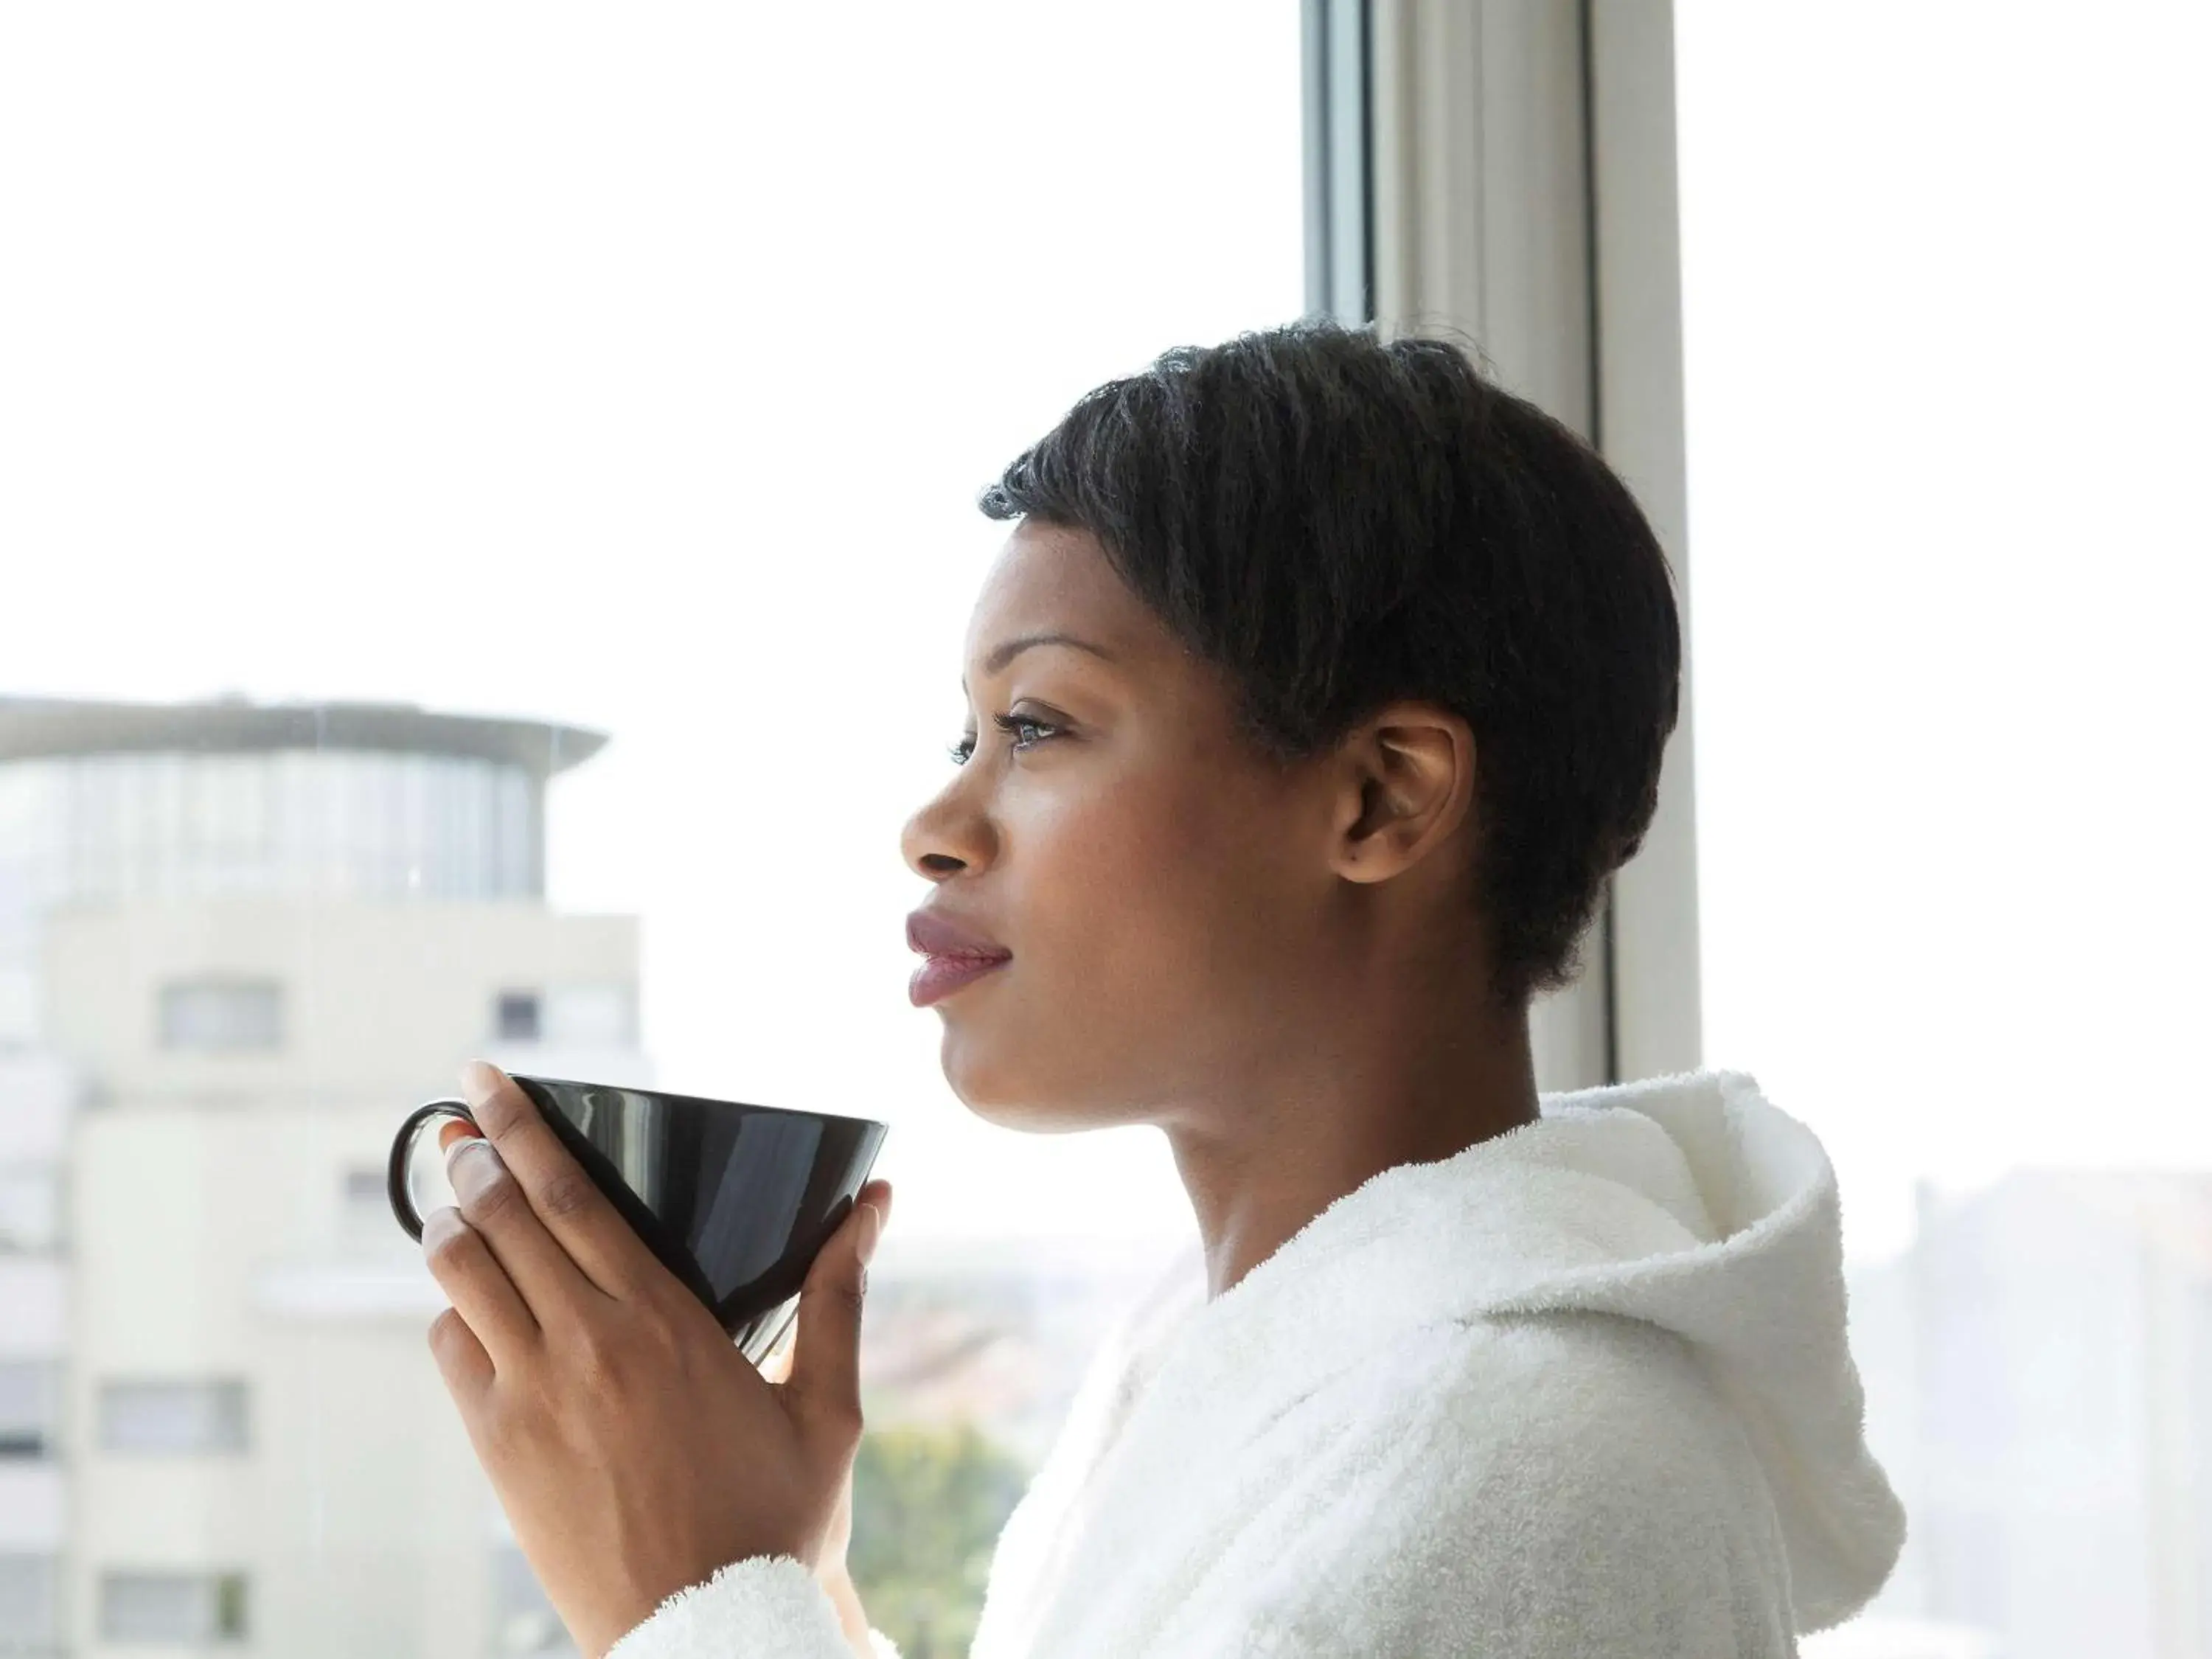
[939,1030,1133,1134]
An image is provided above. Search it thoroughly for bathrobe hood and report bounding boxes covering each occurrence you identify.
[1127,1067,1906,1634]
[1496,1069,1907,1630]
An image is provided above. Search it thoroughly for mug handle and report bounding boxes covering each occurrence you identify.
[388,1099,478,1241]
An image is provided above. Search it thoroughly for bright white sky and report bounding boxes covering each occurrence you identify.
[1,3,2202,1259]
[1677,1,2210,1259]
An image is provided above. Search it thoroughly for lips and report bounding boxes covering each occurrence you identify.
[906,908,1011,1008]
[906,909,1009,961]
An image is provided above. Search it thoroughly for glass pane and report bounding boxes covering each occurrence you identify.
[0,1172,62,1254]
[159,980,285,1052]
[98,1571,248,1644]
[494,991,543,1043]
[0,1361,60,1458]
[1678,5,2211,1656]
[543,984,634,1049]
[0,4,1301,1655]
[0,1554,61,1649]
[99,1380,251,1455]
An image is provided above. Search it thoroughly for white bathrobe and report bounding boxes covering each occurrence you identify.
[609,1071,1906,1658]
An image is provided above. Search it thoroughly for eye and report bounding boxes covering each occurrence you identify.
[947,712,1063,765]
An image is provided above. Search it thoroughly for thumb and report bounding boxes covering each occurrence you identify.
[787,1179,891,1441]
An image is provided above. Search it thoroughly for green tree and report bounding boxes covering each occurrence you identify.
[849,1423,1029,1659]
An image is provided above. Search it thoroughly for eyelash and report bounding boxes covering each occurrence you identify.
[947,713,1062,765]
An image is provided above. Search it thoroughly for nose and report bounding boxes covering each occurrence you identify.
[901,781,994,882]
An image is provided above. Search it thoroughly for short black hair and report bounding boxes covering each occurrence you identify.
[978,321,1680,1006]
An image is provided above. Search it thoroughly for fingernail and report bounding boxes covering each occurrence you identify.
[448,1137,503,1203]
[442,1127,488,1173]
[421,1206,463,1248]
[460,1060,503,1107]
[856,1201,883,1267]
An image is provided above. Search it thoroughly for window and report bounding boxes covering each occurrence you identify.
[341,1164,390,1237]
[3,7,1300,1655]
[544,983,635,1048]
[98,1571,248,1644]
[498,984,639,1048]
[158,979,282,1052]
[494,991,542,1043]
[99,1380,249,1455]
[0,1169,60,1253]
[1674,5,2208,1652]
[0,1360,60,1459]
[0,970,32,1049]
[341,1166,385,1210]
[0,1554,60,1651]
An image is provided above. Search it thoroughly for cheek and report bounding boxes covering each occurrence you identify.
[942,765,1294,1121]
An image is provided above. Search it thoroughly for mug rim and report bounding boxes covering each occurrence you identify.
[512,1072,889,1135]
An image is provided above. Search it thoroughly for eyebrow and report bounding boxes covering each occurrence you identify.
[961,632,1117,693]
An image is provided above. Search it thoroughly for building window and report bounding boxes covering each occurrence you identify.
[0,1554,61,1651]
[545,983,637,1048]
[341,1166,385,1209]
[0,1169,63,1252]
[340,1164,398,1248]
[158,978,282,1051]
[98,1571,248,1644]
[495,990,541,1042]
[99,1379,249,1455]
[0,1360,60,1460]
[0,966,35,1048]
[494,984,638,1047]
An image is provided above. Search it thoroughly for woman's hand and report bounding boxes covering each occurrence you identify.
[420,1061,892,1658]
[760,1335,877,1657]
[757,1339,859,1583]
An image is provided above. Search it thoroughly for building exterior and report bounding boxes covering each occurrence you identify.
[0,696,645,1658]
[0,1050,72,1653]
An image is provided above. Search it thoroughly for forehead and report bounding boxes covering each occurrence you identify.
[961,521,1157,674]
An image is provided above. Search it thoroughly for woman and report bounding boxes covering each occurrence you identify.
[418,323,1905,1657]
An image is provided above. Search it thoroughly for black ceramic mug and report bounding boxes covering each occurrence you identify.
[389,1074,888,1365]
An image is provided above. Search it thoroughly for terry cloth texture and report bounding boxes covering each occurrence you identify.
[607,1070,1905,1658]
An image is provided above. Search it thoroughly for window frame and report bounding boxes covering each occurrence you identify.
[1301,0,1700,1088]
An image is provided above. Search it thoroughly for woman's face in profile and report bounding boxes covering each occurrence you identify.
[900,520,1331,1133]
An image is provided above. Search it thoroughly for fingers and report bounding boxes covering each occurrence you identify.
[460,1061,645,1298]
[445,1133,611,1322]
[785,1179,891,1450]
[421,1205,540,1368]
[428,1304,495,1397]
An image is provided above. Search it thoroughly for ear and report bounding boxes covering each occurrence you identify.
[1326,701,1475,886]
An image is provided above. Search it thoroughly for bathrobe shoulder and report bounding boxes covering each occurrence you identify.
[1136,1312,1797,1658]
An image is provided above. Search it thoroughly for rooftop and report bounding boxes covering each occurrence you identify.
[0,696,607,780]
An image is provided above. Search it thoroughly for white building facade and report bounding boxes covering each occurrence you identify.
[0,697,644,1658]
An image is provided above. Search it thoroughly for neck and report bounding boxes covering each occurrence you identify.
[1161,990,1540,1302]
